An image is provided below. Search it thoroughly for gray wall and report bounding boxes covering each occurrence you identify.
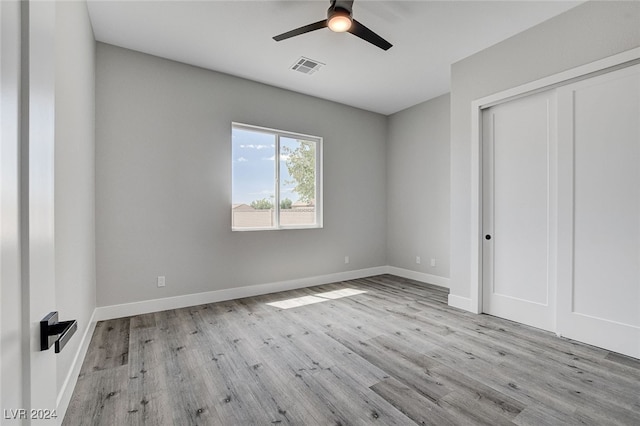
[387,94,450,281]
[95,43,387,307]
[54,1,96,394]
[449,1,640,300]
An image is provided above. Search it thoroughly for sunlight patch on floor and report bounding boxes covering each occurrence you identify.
[266,295,326,309]
[313,288,367,299]
[266,288,367,309]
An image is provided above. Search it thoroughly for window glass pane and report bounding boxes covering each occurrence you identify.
[232,128,276,229]
[280,137,316,227]
[232,123,321,231]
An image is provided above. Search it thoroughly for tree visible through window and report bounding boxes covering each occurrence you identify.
[232,123,322,230]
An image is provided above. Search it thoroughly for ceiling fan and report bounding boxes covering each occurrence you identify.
[273,0,393,51]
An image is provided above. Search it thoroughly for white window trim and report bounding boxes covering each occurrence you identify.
[232,122,323,231]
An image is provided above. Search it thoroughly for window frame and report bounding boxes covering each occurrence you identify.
[231,122,323,231]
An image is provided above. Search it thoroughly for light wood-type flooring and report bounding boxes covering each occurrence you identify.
[64,275,640,425]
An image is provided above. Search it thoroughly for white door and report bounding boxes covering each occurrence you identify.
[556,64,640,358]
[27,0,58,417]
[482,90,557,332]
[1,1,58,422]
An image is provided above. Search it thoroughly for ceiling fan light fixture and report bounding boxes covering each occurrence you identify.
[272,0,392,51]
[327,9,352,32]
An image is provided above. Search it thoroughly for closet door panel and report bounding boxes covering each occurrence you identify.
[557,64,640,358]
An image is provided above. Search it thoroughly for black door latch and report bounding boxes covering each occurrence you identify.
[40,312,77,353]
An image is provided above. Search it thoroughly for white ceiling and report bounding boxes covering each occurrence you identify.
[87,0,582,115]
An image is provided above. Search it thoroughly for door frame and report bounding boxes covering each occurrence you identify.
[1,0,24,413]
[468,47,640,315]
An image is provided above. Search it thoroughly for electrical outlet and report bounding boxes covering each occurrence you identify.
[157,276,166,287]
[430,258,436,267]
[416,256,421,264]
[344,256,350,264]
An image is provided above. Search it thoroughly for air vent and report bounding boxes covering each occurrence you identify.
[291,57,325,75]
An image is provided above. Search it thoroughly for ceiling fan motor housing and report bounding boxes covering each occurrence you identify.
[327,7,352,32]
[328,6,351,20]
[330,0,354,14]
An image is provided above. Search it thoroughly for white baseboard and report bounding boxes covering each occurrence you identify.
[386,266,450,288]
[447,293,477,313]
[56,309,97,417]
[94,266,388,321]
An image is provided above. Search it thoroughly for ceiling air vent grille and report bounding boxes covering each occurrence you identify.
[291,57,325,75]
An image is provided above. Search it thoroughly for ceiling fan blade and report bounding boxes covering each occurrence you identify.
[273,20,328,42]
[348,19,392,51]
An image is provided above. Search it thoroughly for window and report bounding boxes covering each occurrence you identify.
[232,123,322,231]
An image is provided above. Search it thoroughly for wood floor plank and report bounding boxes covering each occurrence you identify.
[65,365,130,426]
[326,327,454,404]
[573,404,640,426]
[241,359,338,425]
[373,334,526,420]
[438,390,517,426]
[429,324,640,416]
[130,312,157,330]
[191,304,302,424]
[512,405,583,426]
[123,388,173,426]
[64,274,640,426]
[605,351,640,370]
[127,325,169,402]
[370,376,461,426]
[294,363,413,425]
[79,317,130,375]
[287,330,389,389]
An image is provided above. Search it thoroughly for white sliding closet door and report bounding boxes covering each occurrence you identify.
[557,64,640,358]
[482,90,557,332]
